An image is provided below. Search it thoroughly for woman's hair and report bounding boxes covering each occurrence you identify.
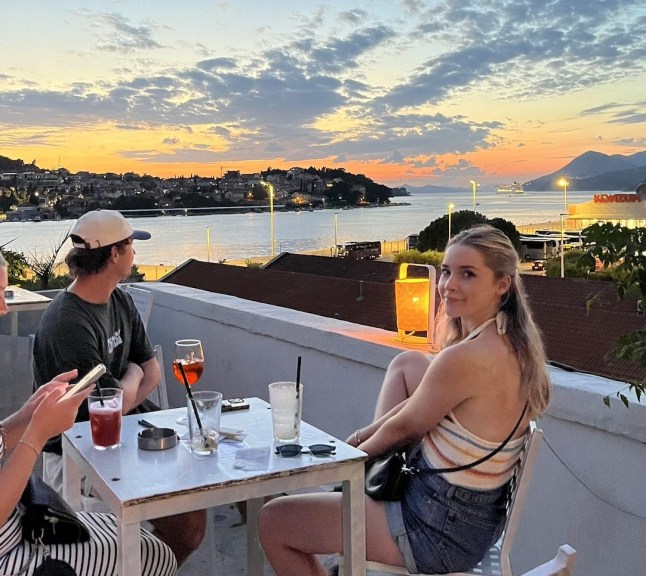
[438,225,551,417]
[66,238,130,277]
[0,251,6,268]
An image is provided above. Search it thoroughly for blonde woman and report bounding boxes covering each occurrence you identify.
[259,225,550,575]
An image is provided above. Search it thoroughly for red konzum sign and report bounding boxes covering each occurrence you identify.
[593,194,642,203]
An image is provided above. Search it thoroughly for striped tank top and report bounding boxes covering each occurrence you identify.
[422,411,526,490]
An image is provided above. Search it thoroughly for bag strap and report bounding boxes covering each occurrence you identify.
[409,402,528,475]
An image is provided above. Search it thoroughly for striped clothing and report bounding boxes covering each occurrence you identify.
[422,412,526,490]
[0,438,176,575]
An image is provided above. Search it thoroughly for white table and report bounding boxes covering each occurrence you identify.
[63,397,367,575]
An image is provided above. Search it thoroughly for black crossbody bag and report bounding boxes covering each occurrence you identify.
[20,474,91,545]
[365,403,528,501]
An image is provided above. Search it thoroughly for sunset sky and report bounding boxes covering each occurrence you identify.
[1,0,644,188]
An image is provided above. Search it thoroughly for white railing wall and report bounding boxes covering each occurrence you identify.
[143,283,646,576]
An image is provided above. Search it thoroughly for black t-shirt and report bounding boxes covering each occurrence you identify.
[33,287,154,451]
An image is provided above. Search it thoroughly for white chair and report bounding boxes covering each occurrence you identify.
[122,286,168,410]
[148,344,169,410]
[124,284,153,329]
[518,545,576,576]
[342,424,576,576]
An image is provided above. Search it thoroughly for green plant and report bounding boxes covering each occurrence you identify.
[393,249,444,266]
[1,247,29,284]
[417,211,520,252]
[245,260,262,269]
[19,274,72,291]
[543,250,601,278]
[24,233,70,290]
[578,222,646,405]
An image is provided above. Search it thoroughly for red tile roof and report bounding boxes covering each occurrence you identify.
[162,256,645,384]
[163,258,396,330]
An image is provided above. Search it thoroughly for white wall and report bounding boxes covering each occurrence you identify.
[144,282,646,576]
[145,282,403,440]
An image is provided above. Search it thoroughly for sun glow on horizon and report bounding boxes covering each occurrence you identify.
[1,1,644,187]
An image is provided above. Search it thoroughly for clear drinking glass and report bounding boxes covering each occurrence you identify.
[269,381,303,443]
[172,339,204,424]
[187,390,222,455]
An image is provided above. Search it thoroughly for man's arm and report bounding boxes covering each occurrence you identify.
[119,356,160,414]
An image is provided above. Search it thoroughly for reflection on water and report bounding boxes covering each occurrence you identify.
[0,190,606,266]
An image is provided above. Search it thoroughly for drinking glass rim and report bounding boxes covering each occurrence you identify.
[175,339,202,346]
[89,387,122,398]
[186,390,222,400]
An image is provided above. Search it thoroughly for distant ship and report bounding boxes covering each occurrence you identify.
[496,182,525,194]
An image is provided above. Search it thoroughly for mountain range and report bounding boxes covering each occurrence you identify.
[402,150,646,194]
[522,150,646,192]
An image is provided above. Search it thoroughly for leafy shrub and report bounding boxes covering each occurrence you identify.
[417,210,520,252]
[393,250,444,266]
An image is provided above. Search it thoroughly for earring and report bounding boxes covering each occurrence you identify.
[496,311,508,335]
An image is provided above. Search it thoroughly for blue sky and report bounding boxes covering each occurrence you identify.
[0,0,644,187]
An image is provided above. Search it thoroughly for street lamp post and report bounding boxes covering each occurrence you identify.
[333,212,338,256]
[448,203,455,242]
[557,177,569,214]
[560,213,566,278]
[269,183,275,258]
[470,180,479,212]
[261,180,275,258]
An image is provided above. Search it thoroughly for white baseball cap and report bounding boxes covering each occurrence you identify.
[70,210,151,249]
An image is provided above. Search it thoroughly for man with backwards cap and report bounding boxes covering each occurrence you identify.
[33,209,206,567]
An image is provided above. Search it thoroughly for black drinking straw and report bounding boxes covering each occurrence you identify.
[94,379,105,407]
[177,362,204,434]
[296,356,302,399]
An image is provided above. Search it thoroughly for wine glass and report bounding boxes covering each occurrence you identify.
[172,339,205,424]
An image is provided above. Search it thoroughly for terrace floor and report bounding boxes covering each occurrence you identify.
[179,502,341,575]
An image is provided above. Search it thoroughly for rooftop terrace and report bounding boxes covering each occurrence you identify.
[2,280,645,575]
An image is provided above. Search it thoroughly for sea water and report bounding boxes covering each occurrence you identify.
[0,190,604,266]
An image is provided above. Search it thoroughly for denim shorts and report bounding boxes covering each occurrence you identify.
[385,448,509,574]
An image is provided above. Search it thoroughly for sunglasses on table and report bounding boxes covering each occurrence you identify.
[275,444,336,457]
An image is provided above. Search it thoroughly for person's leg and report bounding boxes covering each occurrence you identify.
[258,492,404,576]
[150,509,207,567]
[374,351,431,418]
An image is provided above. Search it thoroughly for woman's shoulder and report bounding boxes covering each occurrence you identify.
[431,340,486,387]
[436,329,513,384]
[440,327,504,361]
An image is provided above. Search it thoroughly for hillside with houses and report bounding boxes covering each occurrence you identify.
[0,160,395,221]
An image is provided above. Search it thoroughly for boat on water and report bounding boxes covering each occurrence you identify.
[496,182,525,194]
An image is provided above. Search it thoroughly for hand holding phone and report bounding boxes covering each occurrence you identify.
[57,364,107,402]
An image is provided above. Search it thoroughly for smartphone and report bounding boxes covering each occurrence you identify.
[57,364,107,402]
[222,398,250,412]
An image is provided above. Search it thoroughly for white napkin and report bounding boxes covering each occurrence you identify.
[233,446,271,471]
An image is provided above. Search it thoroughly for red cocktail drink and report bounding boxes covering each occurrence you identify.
[88,388,123,449]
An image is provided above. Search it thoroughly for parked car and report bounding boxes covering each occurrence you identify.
[532,259,546,271]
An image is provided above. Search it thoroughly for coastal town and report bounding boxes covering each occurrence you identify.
[0,163,404,221]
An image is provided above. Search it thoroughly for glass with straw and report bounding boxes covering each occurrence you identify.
[172,339,205,424]
[269,356,303,443]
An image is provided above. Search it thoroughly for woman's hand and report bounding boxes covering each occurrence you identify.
[26,382,94,446]
[4,370,78,436]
